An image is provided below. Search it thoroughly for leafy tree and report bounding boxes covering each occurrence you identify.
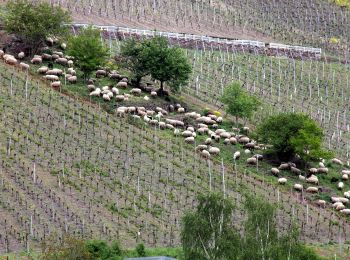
[1,0,71,54]
[67,26,109,79]
[181,192,240,260]
[220,82,260,124]
[136,243,146,257]
[143,36,192,95]
[119,38,149,87]
[256,113,331,162]
[181,193,322,260]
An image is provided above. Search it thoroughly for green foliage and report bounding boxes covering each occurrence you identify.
[136,243,146,257]
[256,113,332,162]
[181,193,323,260]
[67,26,109,78]
[85,239,123,259]
[1,0,71,54]
[220,82,260,123]
[120,38,149,86]
[143,36,192,93]
[181,192,240,260]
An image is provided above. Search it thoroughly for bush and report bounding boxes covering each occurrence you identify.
[256,113,332,163]
[221,82,260,124]
[1,0,71,54]
[136,243,146,257]
[67,26,109,79]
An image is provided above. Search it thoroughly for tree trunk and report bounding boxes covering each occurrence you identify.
[157,81,168,96]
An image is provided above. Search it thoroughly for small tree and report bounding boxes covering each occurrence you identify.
[181,193,240,260]
[119,38,149,87]
[2,0,71,54]
[67,26,109,79]
[256,113,332,162]
[220,82,260,124]
[143,36,192,95]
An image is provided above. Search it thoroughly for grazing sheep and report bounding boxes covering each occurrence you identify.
[228,137,237,145]
[216,117,223,123]
[278,163,290,170]
[299,175,306,181]
[52,54,60,60]
[187,126,195,132]
[130,88,142,96]
[293,184,303,191]
[51,81,61,88]
[19,62,30,70]
[306,187,318,193]
[31,56,42,64]
[319,162,325,168]
[103,94,111,101]
[18,52,25,59]
[151,91,157,97]
[115,95,125,101]
[3,54,17,65]
[44,75,59,81]
[117,81,128,88]
[61,43,67,50]
[68,60,74,67]
[223,138,230,145]
[278,178,287,185]
[166,124,174,130]
[271,168,280,176]
[342,170,350,175]
[102,86,110,91]
[342,174,348,181]
[238,136,250,144]
[233,151,240,160]
[182,130,193,138]
[316,200,326,208]
[174,129,180,136]
[111,87,119,95]
[340,209,350,215]
[143,95,149,100]
[333,202,345,211]
[185,137,195,144]
[196,145,208,151]
[37,66,48,74]
[89,88,101,96]
[244,149,251,155]
[0,50,4,57]
[309,168,318,174]
[306,175,319,185]
[87,85,96,92]
[201,150,211,159]
[246,157,257,165]
[338,182,344,190]
[46,37,54,45]
[344,192,350,199]
[331,197,342,203]
[46,69,63,76]
[209,147,220,155]
[220,132,231,139]
[339,197,349,204]
[204,138,212,145]
[67,68,76,75]
[96,70,107,78]
[197,127,208,135]
[254,154,263,160]
[178,107,185,113]
[243,126,250,132]
[42,53,52,60]
[332,158,343,165]
[291,167,301,175]
[68,76,77,83]
[55,57,68,66]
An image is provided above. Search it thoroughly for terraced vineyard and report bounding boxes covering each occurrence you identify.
[1,61,350,253]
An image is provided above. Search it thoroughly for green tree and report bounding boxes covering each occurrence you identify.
[136,243,146,257]
[181,193,240,260]
[143,36,192,95]
[181,193,322,260]
[1,0,71,54]
[220,82,260,124]
[67,26,109,79]
[256,113,331,162]
[119,38,149,87]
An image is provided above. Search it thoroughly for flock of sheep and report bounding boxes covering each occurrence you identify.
[1,38,350,217]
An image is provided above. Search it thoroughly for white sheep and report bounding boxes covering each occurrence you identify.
[42,53,52,60]
[338,182,344,190]
[309,168,318,174]
[306,187,318,193]
[306,175,319,185]
[61,43,67,50]
[319,162,325,168]
[316,200,326,208]
[31,56,42,64]
[151,91,157,97]
[278,163,290,170]
[44,75,59,81]
[68,76,77,83]
[332,158,343,165]
[291,167,301,175]
[204,138,212,145]
[115,95,125,101]
[278,178,287,185]
[67,60,74,67]
[117,81,127,88]
[246,157,257,165]
[55,57,68,66]
[342,170,350,175]
[144,96,150,101]
[209,147,220,155]
[201,150,211,159]
[178,107,185,113]
[18,52,25,59]
[233,151,240,160]
[37,66,48,74]
[130,88,142,96]
[166,124,174,130]
[89,88,101,96]
[185,137,195,144]
[46,69,63,76]
[19,62,30,70]
[111,87,119,95]
[342,174,349,181]
[293,184,303,191]
[3,54,17,65]
[102,86,110,91]
[216,117,223,123]
[103,94,111,101]
[271,168,280,176]
[182,130,193,138]
[299,175,306,181]
[340,209,350,215]
[238,136,250,144]
[51,81,61,88]
[220,132,231,139]
[0,50,4,57]
[67,68,76,75]
[244,149,251,155]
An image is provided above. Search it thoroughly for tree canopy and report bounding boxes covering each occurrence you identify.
[181,192,322,260]
[67,26,109,79]
[120,36,192,94]
[220,82,260,124]
[1,0,71,54]
[256,112,332,162]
